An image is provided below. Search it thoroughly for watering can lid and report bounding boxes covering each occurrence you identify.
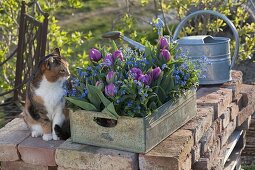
[176,35,228,45]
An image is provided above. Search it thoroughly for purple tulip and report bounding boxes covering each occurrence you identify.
[129,67,143,80]
[138,74,152,86]
[159,37,169,49]
[103,53,114,67]
[112,50,124,61]
[160,49,171,62]
[105,83,116,97]
[89,48,102,62]
[149,67,161,81]
[106,71,116,83]
[95,80,104,91]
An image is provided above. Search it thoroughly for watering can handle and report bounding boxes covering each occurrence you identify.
[172,10,239,69]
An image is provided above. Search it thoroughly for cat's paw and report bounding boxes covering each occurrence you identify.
[31,131,43,138]
[42,134,53,141]
[52,133,60,140]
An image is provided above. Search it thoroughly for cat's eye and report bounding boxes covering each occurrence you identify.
[59,69,65,73]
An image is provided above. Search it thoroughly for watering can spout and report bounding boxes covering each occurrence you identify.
[102,31,145,51]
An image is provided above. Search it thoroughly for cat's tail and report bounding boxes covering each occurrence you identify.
[54,120,70,140]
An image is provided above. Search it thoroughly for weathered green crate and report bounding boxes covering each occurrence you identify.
[70,89,197,153]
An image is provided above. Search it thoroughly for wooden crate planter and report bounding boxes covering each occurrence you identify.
[70,89,197,153]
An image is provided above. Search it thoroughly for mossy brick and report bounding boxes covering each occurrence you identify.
[139,129,193,170]
[55,139,138,170]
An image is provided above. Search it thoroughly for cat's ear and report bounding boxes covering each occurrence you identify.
[52,48,61,56]
[46,57,54,70]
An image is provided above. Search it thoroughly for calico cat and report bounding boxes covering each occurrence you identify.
[22,48,70,141]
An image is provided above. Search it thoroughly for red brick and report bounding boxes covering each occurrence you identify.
[1,161,57,170]
[197,88,232,120]
[193,158,212,170]
[57,167,77,170]
[220,118,237,147]
[182,106,214,143]
[18,137,64,166]
[200,128,215,156]
[203,137,221,162]
[237,115,251,130]
[229,103,239,121]
[0,119,30,161]
[220,70,243,100]
[0,118,28,131]
[191,144,201,165]
[181,153,192,170]
[221,108,231,129]
[231,70,243,83]
[211,161,224,170]
[212,118,222,138]
[139,130,193,170]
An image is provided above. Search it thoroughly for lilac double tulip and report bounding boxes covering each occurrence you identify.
[160,49,171,62]
[138,74,152,86]
[89,48,102,62]
[129,67,142,80]
[105,83,116,97]
[159,37,169,49]
[149,67,161,81]
[103,54,114,67]
[106,71,116,84]
[112,50,124,61]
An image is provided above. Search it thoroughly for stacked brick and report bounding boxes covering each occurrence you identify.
[0,118,63,170]
[0,70,254,170]
[241,113,255,165]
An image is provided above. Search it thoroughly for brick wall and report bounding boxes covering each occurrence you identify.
[241,113,255,165]
[0,70,254,170]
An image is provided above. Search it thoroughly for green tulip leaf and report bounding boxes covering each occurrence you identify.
[111,40,118,51]
[65,97,98,111]
[102,102,119,119]
[87,84,111,107]
[87,84,101,109]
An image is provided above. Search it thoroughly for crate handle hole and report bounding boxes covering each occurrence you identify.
[93,117,117,127]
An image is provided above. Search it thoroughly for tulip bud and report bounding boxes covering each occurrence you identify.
[105,83,116,97]
[149,67,161,81]
[95,80,104,91]
[112,50,124,61]
[159,37,169,49]
[160,49,171,62]
[106,71,116,84]
[89,48,102,62]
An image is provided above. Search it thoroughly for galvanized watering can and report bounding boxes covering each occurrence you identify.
[173,10,239,85]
